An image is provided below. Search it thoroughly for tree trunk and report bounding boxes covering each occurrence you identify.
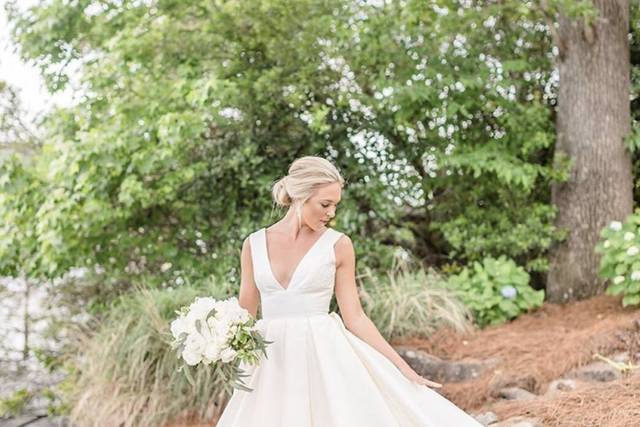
[547,0,633,303]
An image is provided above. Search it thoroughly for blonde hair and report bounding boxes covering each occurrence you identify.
[272,156,344,208]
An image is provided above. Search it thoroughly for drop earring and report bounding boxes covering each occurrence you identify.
[296,203,302,230]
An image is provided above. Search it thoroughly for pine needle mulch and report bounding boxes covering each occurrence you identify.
[392,294,640,426]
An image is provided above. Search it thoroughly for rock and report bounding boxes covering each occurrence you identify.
[489,415,542,427]
[488,374,537,397]
[498,387,536,401]
[26,417,70,427]
[395,346,501,383]
[565,361,622,382]
[473,411,498,426]
[0,415,69,427]
[0,416,43,427]
[545,379,577,395]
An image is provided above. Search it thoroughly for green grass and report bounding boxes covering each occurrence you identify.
[358,266,474,341]
[62,279,236,427]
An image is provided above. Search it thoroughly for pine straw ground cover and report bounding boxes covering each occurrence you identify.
[392,294,640,427]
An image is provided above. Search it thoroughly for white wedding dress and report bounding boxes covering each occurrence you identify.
[216,227,482,427]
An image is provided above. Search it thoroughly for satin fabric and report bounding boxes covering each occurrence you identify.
[216,227,482,427]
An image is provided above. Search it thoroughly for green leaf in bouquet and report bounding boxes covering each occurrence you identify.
[231,369,254,392]
[206,307,217,321]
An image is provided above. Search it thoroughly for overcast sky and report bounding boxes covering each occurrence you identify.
[0,0,74,120]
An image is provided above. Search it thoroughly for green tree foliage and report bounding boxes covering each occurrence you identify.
[3,0,576,290]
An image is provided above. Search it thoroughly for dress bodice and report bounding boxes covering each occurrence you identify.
[249,227,344,319]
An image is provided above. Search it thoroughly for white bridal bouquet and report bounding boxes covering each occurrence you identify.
[169,296,271,391]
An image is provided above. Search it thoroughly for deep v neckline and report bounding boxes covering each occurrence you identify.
[262,227,331,292]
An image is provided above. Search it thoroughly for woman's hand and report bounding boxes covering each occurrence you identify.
[399,365,443,388]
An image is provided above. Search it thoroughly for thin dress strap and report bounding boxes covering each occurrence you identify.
[324,228,344,247]
[248,229,267,281]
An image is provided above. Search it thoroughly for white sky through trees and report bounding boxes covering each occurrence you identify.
[0,0,74,122]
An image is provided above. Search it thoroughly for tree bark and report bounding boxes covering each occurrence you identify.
[547,0,633,303]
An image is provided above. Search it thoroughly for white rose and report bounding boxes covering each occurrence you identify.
[627,246,639,256]
[203,341,222,361]
[624,232,635,241]
[250,319,266,334]
[631,271,640,281]
[182,348,202,366]
[220,347,237,363]
[610,221,623,231]
[186,297,216,328]
[214,318,231,337]
[170,316,189,338]
[189,297,217,316]
[182,334,206,365]
[613,275,625,285]
[603,240,611,248]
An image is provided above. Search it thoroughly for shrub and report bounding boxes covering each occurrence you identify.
[444,255,544,327]
[595,214,640,307]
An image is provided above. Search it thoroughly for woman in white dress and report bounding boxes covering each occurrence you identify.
[216,156,482,426]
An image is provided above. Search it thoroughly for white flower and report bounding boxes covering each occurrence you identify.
[220,347,237,363]
[171,295,268,380]
[161,262,172,272]
[627,246,639,256]
[631,271,640,281]
[250,319,266,334]
[603,240,611,248]
[610,221,623,231]
[624,232,636,241]
[182,333,206,365]
[185,297,216,328]
[500,285,517,299]
[182,349,202,366]
[203,340,222,362]
[170,316,189,337]
[613,275,625,285]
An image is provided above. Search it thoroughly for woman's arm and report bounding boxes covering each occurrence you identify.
[238,236,260,319]
[334,235,442,388]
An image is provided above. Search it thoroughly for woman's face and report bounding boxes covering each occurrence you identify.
[302,182,342,229]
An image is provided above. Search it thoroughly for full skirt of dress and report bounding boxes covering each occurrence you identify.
[216,312,482,427]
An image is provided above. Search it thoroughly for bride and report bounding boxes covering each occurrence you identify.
[216,156,482,426]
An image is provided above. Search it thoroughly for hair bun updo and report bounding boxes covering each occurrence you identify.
[272,176,293,207]
[271,156,344,208]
